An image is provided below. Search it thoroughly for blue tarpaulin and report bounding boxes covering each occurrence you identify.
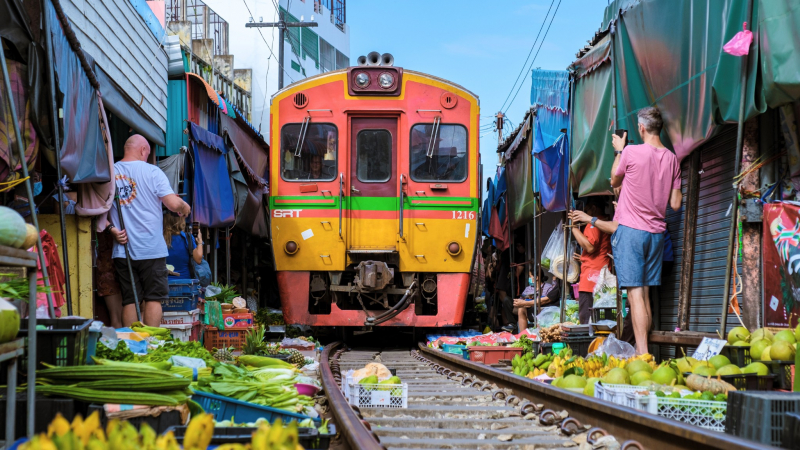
[533,117,570,212]
[482,177,494,237]
[530,70,570,195]
[188,123,235,227]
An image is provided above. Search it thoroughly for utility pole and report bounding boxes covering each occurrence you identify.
[495,112,505,146]
[246,11,318,89]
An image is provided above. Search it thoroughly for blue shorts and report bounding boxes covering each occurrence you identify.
[611,225,664,287]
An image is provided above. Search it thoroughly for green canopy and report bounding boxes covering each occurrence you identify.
[570,0,800,195]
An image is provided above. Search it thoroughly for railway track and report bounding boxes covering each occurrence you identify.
[320,342,775,450]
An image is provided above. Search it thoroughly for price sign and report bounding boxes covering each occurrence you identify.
[691,338,727,361]
[371,390,390,405]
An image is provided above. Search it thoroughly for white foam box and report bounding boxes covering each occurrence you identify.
[161,309,201,326]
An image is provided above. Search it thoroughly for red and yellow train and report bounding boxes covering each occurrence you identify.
[269,53,480,328]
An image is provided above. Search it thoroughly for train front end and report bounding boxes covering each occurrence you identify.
[270,57,480,328]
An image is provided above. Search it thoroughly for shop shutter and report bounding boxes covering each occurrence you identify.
[658,125,738,357]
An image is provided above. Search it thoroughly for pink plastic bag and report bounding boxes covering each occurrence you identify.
[723,22,753,56]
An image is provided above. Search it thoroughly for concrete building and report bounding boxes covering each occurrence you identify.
[192,0,350,138]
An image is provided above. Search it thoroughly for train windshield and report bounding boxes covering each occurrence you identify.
[409,123,467,182]
[280,123,338,182]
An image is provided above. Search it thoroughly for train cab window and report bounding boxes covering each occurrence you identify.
[280,123,337,182]
[356,129,392,182]
[409,123,467,182]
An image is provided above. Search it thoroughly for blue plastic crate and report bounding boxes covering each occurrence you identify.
[168,279,201,297]
[85,331,100,364]
[192,391,319,424]
[441,344,467,355]
[162,295,199,312]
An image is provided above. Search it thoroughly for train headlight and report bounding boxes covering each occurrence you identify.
[355,72,370,88]
[446,241,461,256]
[285,240,299,255]
[378,72,395,89]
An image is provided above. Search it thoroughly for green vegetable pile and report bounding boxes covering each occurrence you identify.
[96,340,216,366]
[565,302,580,325]
[255,308,285,326]
[195,361,315,413]
[207,282,238,303]
[139,340,217,366]
[0,273,52,301]
[95,340,136,362]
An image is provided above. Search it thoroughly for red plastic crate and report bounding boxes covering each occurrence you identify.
[467,347,524,365]
[203,326,252,352]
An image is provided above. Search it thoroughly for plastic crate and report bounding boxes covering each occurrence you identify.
[168,278,201,297]
[441,344,467,355]
[758,360,795,390]
[636,393,727,432]
[0,394,75,437]
[192,391,318,423]
[162,295,199,312]
[721,345,751,367]
[467,347,524,365]
[161,309,201,325]
[718,373,774,391]
[726,391,800,446]
[86,404,184,433]
[592,307,618,322]
[203,326,251,352]
[594,383,652,408]
[166,425,335,449]
[162,321,202,342]
[18,318,91,370]
[782,412,800,450]
[560,336,595,357]
[85,330,100,365]
[345,376,407,408]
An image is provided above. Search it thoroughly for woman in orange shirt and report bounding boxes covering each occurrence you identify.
[571,197,613,324]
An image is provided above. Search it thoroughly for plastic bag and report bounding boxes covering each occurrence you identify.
[589,333,636,359]
[281,338,314,348]
[540,221,565,271]
[593,265,617,308]
[169,355,207,368]
[536,306,561,328]
[723,22,753,56]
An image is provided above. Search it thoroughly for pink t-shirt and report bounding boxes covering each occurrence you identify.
[613,144,681,233]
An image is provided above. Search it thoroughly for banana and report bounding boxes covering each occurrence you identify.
[48,414,71,438]
[251,423,271,450]
[183,414,214,450]
[267,418,285,447]
[155,431,181,450]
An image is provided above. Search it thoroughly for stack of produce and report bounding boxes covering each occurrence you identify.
[241,326,310,367]
[35,361,192,406]
[0,297,20,344]
[728,325,799,362]
[0,206,38,250]
[676,353,770,377]
[540,324,567,343]
[195,356,314,413]
[512,352,554,377]
[95,336,217,367]
[21,412,306,450]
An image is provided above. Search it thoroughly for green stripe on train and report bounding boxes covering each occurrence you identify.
[270,196,479,211]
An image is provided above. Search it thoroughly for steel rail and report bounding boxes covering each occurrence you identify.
[319,342,383,450]
[418,344,772,450]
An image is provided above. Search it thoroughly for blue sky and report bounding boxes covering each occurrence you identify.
[349,0,609,185]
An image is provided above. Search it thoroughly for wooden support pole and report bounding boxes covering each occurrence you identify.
[677,150,701,331]
[739,119,760,330]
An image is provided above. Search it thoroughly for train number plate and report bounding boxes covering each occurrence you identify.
[452,211,476,220]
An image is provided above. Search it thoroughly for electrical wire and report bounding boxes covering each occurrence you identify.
[504,0,563,114]
[497,0,557,113]
[241,0,296,85]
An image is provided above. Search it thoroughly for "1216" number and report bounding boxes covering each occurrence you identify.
[452,211,476,220]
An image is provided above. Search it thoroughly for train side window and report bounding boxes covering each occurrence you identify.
[280,123,338,182]
[356,129,392,183]
[409,123,467,182]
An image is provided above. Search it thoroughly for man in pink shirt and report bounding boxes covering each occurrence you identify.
[610,107,682,354]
